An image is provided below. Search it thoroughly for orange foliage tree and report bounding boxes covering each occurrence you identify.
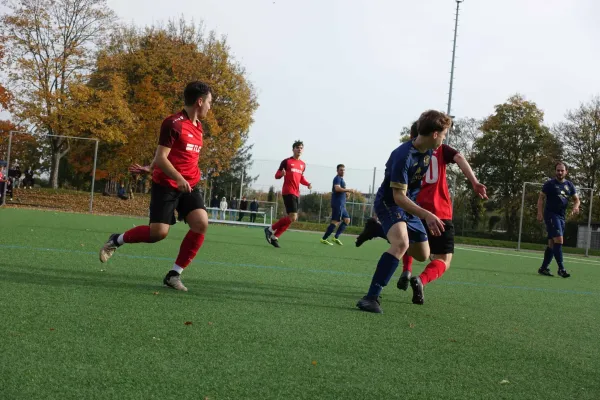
[84,19,259,185]
[1,0,117,188]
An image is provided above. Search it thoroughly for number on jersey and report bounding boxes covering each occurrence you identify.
[424,155,439,184]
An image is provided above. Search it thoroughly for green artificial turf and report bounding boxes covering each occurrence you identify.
[1,208,599,400]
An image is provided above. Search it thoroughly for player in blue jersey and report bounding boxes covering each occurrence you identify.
[357,110,452,313]
[320,164,358,246]
[537,162,580,278]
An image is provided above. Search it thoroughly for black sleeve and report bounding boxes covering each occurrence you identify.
[158,118,180,148]
[279,159,288,171]
[442,144,459,164]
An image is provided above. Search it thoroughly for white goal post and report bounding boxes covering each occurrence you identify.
[517,182,594,257]
[1,131,99,212]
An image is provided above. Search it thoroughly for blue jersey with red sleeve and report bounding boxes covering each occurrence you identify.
[374,141,432,208]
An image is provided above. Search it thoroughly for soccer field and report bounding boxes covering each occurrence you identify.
[1,208,599,400]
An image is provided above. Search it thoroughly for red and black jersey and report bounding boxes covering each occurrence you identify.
[416,144,458,220]
[152,110,203,190]
[276,157,310,197]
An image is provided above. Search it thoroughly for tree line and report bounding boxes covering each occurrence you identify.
[415,94,600,242]
[0,0,258,191]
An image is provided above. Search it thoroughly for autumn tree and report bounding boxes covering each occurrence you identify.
[554,96,600,192]
[0,37,11,111]
[90,19,258,181]
[470,94,562,238]
[1,0,117,188]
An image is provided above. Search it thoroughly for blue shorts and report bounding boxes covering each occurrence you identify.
[545,214,565,239]
[374,202,428,243]
[331,205,350,221]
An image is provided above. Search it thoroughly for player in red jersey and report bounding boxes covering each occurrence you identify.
[356,122,487,304]
[264,140,312,248]
[98,81,212,292]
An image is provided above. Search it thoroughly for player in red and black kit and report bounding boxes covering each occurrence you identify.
[264,140,312,248]
[356,121,487,304]
[98,81,212,292]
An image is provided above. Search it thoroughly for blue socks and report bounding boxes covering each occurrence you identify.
[367,252,400,298]
[335,222,347,239]
[541,246,553,269]
[552,244,565,271]
[323,223,336,240]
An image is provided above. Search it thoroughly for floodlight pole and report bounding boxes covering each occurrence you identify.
[446,0,463,146]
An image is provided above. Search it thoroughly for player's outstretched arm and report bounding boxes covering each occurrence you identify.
[392,188,445,236]
[334,185,357,194]
[129,163,152,174]
[454,153,488,199]
[153,145,191,193]
[537,192,546,222]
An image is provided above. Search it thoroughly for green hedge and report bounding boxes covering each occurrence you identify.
[291,221,600,257]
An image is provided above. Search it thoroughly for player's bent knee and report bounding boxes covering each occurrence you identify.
[388,243,409,259]
[289,213,298,222]
[331,220,340,226]
[553,236,564,244]
[149,229,169,243]
[343,218,350,225]
[187,209,209,234]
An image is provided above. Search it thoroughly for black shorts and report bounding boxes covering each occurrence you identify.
[149,182,206,225]
[283,194,299,214]
[422,219,455,255]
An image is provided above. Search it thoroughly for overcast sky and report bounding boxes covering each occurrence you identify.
[4,1,599,192]
[106,0,599,192]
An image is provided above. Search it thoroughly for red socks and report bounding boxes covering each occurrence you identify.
[175,230,205,269]
[272,216,292,238]
[402,253,413,273]
[123,225,151,243]
[419,259,447,286]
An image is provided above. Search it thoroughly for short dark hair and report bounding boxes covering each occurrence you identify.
[410,121,418,139]
[183,81,212,106]
[417,110,453,136]
[293,140,304,149]
[555,161,567,169]
[336,164,345,170]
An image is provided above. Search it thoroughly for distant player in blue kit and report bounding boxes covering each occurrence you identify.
[537,162,580,278]
[320,164,358,246]
[357,110,452,313]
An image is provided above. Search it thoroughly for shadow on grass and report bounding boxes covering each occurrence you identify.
[0,262,380,311]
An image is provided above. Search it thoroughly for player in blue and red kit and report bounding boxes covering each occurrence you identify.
[357,110,452,314]
[320,164,357,246]
[356,121,488,305]
[537,162,580,278]
[264,140,312,248]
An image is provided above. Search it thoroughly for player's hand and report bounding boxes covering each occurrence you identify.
[176,177,192,193]
[425,213,445,236]
[537,212,544,223]
[570,207,580,217]
[472,182,488,200]
[308,184,312,190]
[129,164,151,174]
[280,168,286,176]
